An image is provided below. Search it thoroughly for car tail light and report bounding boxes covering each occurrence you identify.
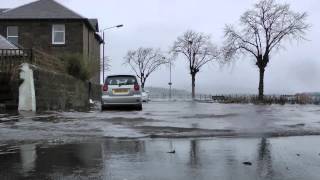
[103,84,108,91]
[134,83,140,91]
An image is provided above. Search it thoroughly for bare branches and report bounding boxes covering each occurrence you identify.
[101,56,111,73]
[223,0,310,99]
[171,30,220,99]
[223,0,310,65]
[171,30,220,74]
[124,47,168,88]
[224,25,259,59]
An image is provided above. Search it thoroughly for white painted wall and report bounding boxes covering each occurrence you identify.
[18,63,36,112]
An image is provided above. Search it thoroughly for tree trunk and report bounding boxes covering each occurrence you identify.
[191,73,196,100]
[258,68,265,101]
[140,76,145,90]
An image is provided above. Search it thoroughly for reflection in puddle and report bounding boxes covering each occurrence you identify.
[1,136,320,180]
[20,144,37,175]
[256,138,273,179]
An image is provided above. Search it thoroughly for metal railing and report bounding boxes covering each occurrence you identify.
[196,94,320,105]
[148,93,320,105]
[0,48,66,73]
[0,49,32,73]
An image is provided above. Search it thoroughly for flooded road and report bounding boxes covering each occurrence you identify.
[1,136,320,180]
[1,101,320,141]
[1,101,320,179]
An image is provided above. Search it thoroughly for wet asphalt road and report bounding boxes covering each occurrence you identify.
[1,101,320,179]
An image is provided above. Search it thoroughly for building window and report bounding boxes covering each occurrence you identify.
[52,24,65,45]
[7,26,18,45]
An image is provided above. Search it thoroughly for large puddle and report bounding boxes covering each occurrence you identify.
[1,101,320,179]
[1,101,320,140]
[1,136,320,180]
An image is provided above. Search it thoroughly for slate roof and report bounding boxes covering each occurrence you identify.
[0,0,102,42]
[88,19,99,32]
[0,0,84,19]
[0,9,9,14]
[0,35,18,49]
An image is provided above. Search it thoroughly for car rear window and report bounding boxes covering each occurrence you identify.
[106,76,137,85]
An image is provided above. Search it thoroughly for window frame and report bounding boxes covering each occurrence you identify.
[6,26,19,45]
[52,24,65,45]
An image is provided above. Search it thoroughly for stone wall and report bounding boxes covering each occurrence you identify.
[0,20,101,84]
[32,66,101,111]
[83,24,101,84]
[89,82,102,101]
[0,20,84,58]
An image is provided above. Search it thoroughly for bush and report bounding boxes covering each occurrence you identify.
[61,54,99,81]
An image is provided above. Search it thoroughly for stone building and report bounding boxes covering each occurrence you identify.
[0,0,103,111]
[0,0,103,83]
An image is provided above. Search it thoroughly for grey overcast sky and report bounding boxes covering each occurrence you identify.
[2,0,320,94]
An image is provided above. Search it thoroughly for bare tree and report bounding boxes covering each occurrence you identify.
[124,47,168,89]
[101,56,111,72]
[172,30,220,99]
[101,56,111,81]
[223,0,309,100]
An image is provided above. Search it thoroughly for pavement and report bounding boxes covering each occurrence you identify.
[1,101,320,179]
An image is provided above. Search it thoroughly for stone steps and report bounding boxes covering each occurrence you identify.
[0,101,18,112]
[0,73,17,110]
[0,73,10,83]
[0,83,13,102]
[3,100,18,110]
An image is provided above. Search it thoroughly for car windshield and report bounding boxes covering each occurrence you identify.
[106,76,137,86]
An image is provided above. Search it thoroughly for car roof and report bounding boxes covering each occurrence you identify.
[106,75,136,78]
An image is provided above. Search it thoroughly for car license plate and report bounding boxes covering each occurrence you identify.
[113,89,129,94]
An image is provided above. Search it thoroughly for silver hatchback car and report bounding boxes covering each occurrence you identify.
[101,75,142,110]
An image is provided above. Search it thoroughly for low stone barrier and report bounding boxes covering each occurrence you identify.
[33,66,89,111]
[17,63,101,112]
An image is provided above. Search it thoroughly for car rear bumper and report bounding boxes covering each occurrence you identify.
[142,97,149,102]
[101,95,142,105]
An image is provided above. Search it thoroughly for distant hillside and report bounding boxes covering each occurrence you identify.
[145,86,191,99]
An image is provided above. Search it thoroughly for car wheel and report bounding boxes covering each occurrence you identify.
[101,105,109,111]
[136,104,143,111]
